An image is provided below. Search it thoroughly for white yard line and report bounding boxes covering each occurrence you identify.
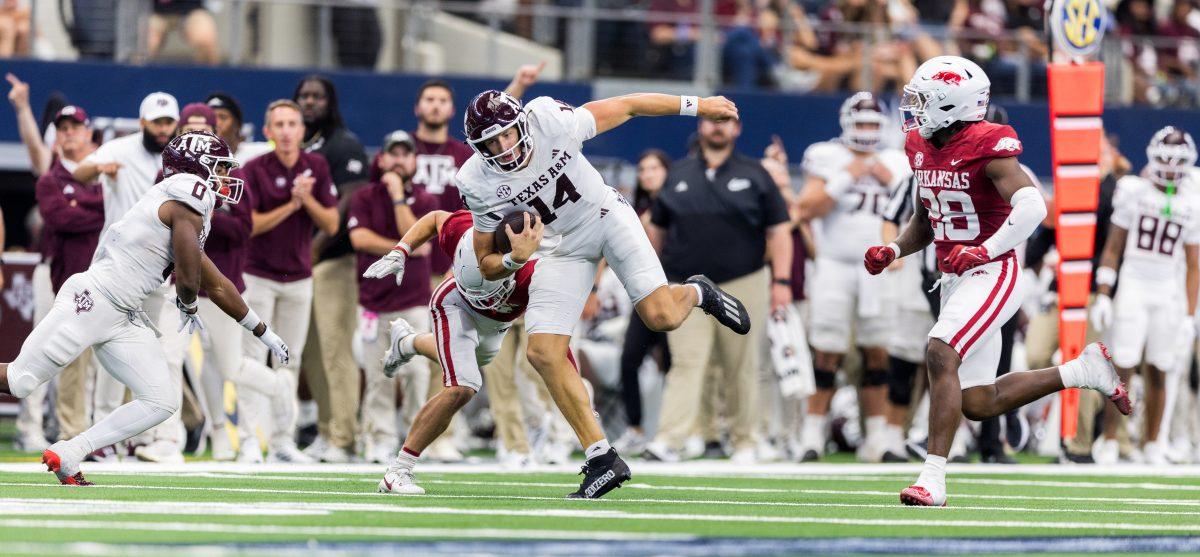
[0,498,326,516]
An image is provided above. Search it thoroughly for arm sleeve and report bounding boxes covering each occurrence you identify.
[36,176,105,234]
[981,186,1048,257]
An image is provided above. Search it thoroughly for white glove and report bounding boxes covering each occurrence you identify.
[256,325,290,366]
[1181,318,1197,345]
[363,244,409,285]
[176,297,205,334]
[1089,294,1113,332]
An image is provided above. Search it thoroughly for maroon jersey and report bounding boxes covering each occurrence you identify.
[239,151,339,282]
[349,181,440,313]
[436,209,536,323]
[202,192,254,295]
[413,136,474,275]
[905,121,1023,272]
[36,159,104,293]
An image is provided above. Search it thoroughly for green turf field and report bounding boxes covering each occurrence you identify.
[0,460,1199,555]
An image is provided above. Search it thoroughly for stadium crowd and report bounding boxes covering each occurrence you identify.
[3,56,1198,469]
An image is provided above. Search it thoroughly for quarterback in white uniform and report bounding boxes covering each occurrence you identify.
[796,92,912,462]
[0,131,289,485]
[1090,126,1200,464]
[367,89,746,498]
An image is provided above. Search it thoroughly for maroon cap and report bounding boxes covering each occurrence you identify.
[180,102,217,128]
[54,105,90,126]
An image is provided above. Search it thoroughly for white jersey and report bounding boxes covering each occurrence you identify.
[88,173,216,312]
[456,96,607,240]
[82,132,164,236]
[802,140,910,263]
[1111,174,1200,285]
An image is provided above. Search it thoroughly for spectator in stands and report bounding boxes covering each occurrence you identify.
[206,92,273,163]
[613,149,674,455]
[643,117,792,464]
[238,99,339,463]
[784,1,861,92]
[646,0,739,80]
[28,106,101,451]
[1115,0,1160,105]
[0,0,30,58]
[349,130,440,464]
[1157,0,1200,106]
[6,73,52,177]
[332,3,382,68]
[292,75,370,462]
[722,1,782,88]
[147,0,219,64]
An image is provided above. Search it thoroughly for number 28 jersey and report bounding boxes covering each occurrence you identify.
[455,96,609,238]
[905,121,1023,271]
[1111,174,1200,284]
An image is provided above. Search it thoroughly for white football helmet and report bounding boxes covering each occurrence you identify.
[1146,126,1197,187]
[900,56,991,139]
[839,92,887,151]
[452,233,516,312]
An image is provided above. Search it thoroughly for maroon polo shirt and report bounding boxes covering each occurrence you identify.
[36,159,104,293]
[412,135,474,275]
[239,150,338,282]
[203,192,254,295]
[349,181,440,312]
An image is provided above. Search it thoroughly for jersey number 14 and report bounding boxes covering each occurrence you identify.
[526,174,581,225]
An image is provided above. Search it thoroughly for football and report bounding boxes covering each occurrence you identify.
[494,210,537,253]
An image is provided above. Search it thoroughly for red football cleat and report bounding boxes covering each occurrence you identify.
[1110,383,1133,416]
[900,485,946,507]
[42,449,92,486]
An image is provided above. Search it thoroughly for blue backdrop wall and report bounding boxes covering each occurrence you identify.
[2,59,1197,178]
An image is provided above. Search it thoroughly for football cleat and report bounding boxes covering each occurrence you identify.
[267,442,315,464]
[382,318,419,378]
[568,448,631,499]
[900,485,946,507]
[686,275,751,335]
[379,466,425,495]
[43,446,91,486]
[1076,343,1133,416]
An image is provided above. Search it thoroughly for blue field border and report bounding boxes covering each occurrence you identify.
[208,536,1200,555]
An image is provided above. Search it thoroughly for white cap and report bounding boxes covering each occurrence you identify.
[140,92,179,121]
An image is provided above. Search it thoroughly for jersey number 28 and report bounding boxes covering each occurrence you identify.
[919,188,980,241]
[526,174,581,225]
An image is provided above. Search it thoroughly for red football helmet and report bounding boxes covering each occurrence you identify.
[464,90,532,174]
[163,130,243,204]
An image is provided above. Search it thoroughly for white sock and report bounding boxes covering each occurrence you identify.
[1058,358,1086,389]
[399,334,417,356]
[917,454,948,489]
[866,416,888,440]
[585,438,611,460]
[689,283,704,306]
[396,447,421,471]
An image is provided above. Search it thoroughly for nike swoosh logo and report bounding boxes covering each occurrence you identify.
[951,159,962,166]
[1007,218,1015,226]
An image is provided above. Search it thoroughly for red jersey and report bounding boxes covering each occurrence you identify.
[437,210,536,322]
[905,121,1023,272]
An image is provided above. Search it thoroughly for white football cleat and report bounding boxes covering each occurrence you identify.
[1144,441,1170,466]
[1072,343,1133,415]
[134,440,185,465]
[210,426,235,461]
[382,318,419,378]
[268,441,316,464]
[302,435,330,460]
[313,443,352,464]
[1093,437,1119,465]
[237,437,264,464]
[379,466,425,495]
[15,432,51,453]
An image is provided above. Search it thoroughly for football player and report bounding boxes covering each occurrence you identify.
[0,131,289,484]
[796,91,912,462]
[367,208,548,495]
[863,56,1130,506]
[366,90,747,497]
[1090,126,1200,465]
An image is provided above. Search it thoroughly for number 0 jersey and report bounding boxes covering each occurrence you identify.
[1111,174,1200,284]
[88,173,215,312]
[455,96,609,240]
[904,121,1023,271]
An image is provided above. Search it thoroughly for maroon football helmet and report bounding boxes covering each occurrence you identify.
[1147,126,1197,187]
[464,89,532,173]
[163,130,244,204]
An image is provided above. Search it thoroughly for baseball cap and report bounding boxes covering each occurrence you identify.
[205,92,244,124]
[54,105,90,126]
[383,130,415,151]
[140,92,180,121]
[180,102,217,128]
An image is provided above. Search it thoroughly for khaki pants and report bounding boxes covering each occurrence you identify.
[55,350,92,439]
[360,306,430,446]
[302,256,361,451]
[481,319,534,454]
[653,267,770,452]
[242,274,313,446]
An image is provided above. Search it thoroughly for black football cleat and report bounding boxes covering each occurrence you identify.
[568,449,631,499]
[686,275,751,335]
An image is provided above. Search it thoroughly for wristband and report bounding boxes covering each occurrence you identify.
[680,95,699,117]
[886,242,901,258]
[239,308,263,332]
[502,253,526,271]
[1095,266,1116,288]
[176,296,198,313]
[395,242,412,256]
[773,278,791,286]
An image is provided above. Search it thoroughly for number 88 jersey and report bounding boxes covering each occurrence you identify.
[1111,174,1200,283]
[905,121,1023,272]
[455,96,610,239]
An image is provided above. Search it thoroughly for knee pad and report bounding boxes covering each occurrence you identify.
[888,356,918,406]
[8,364,42,399]
[814,368,837,390]
[862,367,889,388]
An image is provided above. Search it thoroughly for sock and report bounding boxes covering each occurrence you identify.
[689,283,704,306]
[916,454,947,489]
[79,400,173,457]
[866,416,888,440]
[887,424,904,451]
[1058,358,1086,389]
[585,438,611,460]
[396,446,421,471]
[399,334,417,356]
[802,414,828,447]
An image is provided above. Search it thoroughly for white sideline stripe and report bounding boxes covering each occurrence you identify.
[0,519,693,541]
[0,498,326,517]
[4,480,1200,508]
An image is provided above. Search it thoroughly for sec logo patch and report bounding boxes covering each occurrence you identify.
[496,185,512,199]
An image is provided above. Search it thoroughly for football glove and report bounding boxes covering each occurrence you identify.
[176,297,204,334]
[1089,294,1113,332]
[363,244,409,285]
[863,245,897,275]
[944,244,990,275]
[256,325,290,366]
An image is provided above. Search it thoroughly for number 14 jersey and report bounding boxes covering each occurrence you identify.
[1111,174,1200,284]
[905,121,1022,272]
